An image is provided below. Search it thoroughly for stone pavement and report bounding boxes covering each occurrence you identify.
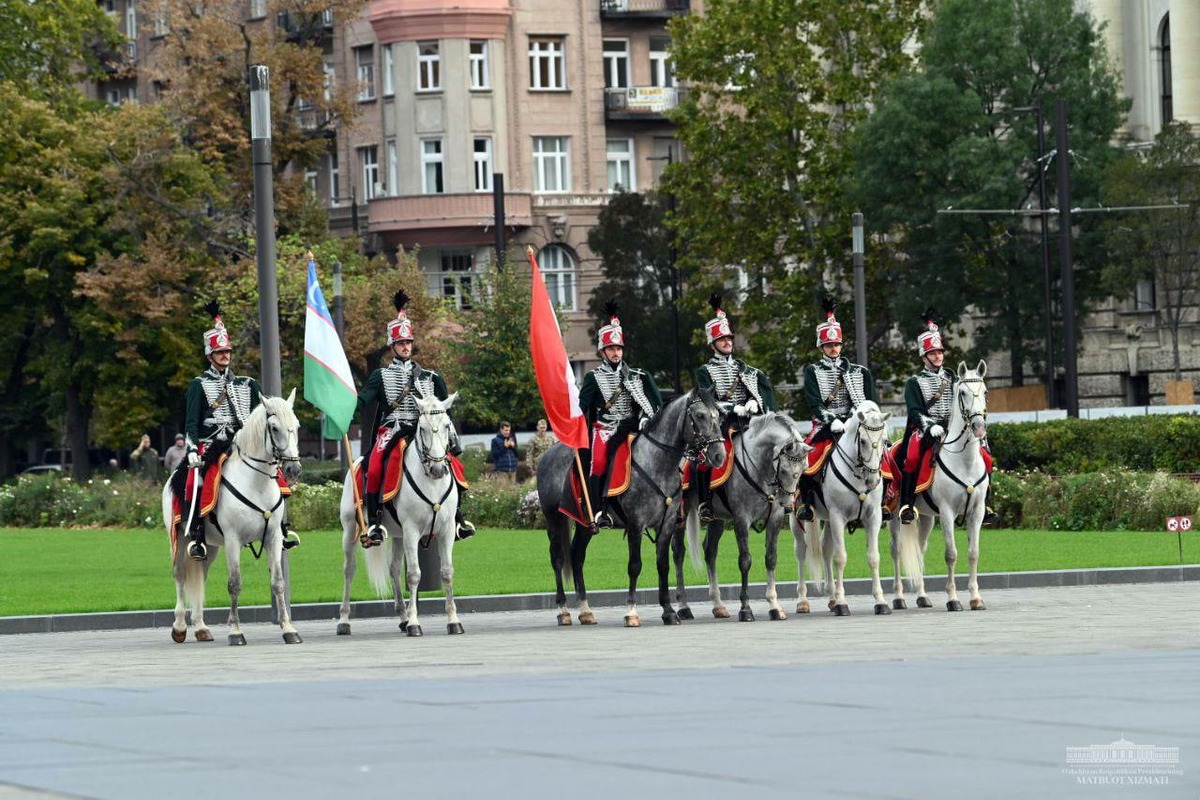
[1,582,1198,799]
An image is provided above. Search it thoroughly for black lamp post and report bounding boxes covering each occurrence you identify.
[648,148,681,393]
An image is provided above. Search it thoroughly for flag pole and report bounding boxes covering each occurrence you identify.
[343,434,368,542]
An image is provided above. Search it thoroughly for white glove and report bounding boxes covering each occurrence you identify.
[744,399,760,415]
[929,424,945,439]
[187,451,202,469]
[830,419,845,434]
[639,417,649,431]
[733,404,747,417]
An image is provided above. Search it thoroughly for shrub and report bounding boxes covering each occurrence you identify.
[988,414,1200,474]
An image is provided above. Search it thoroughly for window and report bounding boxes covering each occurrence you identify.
[323,61,335,102]
[105,88,121,106]
[382,44,395,97]
[1161,17,1173,125]
[386,138,398,197]
[418,41,441,91]
[328,151,340,205]
[152,1,168,37]
[249,0,266,19]
[474,137,493,192]
[606,139,635,191]
[125,0,138,40]
[603,40,629,89]
[1135,279,1156,311]
[102,0,116,13]
[355,46,375,101]
[529,37,566,90]
[649,36,674,87]
[421,139,444,195]
[304,168,318,195]
[469,40,490,90]
[359,145,379,200]
[533,137,570,193]
[440,251,475,310]
[539,245,577,310]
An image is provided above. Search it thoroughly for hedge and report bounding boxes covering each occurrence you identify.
[988,414,1200,473]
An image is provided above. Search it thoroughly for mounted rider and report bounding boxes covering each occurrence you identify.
[796,296,879,522]
[896,310,998,525]
[182,300,299,560]
[579,300,663,529]
[693,294,778,523]
[355,290,475,545]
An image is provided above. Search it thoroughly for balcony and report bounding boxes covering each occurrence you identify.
[367,192,533,248]
[604,86,684,120]
[275,10,334,43]
[599,0,690,19]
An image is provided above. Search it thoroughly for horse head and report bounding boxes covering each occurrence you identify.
[955,361,989,440]
[687,387,727,469]
[758,413,810,501]
[846,400,890,491]
[415,393,454,479]
[254,390,302,483]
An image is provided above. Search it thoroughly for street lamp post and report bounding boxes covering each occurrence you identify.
[851,212,868,369]
[249,65,281,397]
[1054,99,1079,418]
[1013,104,1056,408]
[648,148,681,393]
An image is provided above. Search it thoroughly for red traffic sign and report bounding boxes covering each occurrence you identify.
[1165,515,1193,532]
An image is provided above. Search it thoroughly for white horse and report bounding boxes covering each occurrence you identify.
[336,393,463,637]
[163,391,303,645]
[789,400,891,616]
[889,361,990,612]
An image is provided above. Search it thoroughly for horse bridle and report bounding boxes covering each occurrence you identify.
[734,418,805,509]
[942,377,987,453]
[829,418,885,503]
[239,408,300,479]
[640,395,723,464]
[415,407,450,475]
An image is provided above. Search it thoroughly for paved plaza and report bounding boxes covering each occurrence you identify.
[1,582,1197,799]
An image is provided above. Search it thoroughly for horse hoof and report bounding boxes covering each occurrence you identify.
[769,608,786,621]
[947,600,963,612]
[624,615,641,628]
[282,632,303,645]
[833,604,851,616]
[797,601,810,614]
[194,628,213,642]
[228,633,247,646]
[971,599,987,611]
[406,624,423,637]
[738,609,755,622]
[557,612,572,626]
[662,611,681,626]
[336,623,351,636]
[712,607,730,619]
[677,606,694,621]
[828,599,837,611]
[579,611,597,625]
[874,603,892,616]
[171,627,186,644]
[916,596,933,608]
[447,622,464,635]
[399,621,408,632]
[892,598,907,610]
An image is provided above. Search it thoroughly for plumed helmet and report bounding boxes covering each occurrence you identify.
[815,293,842,347]
[597,299,624,351]
[387,290,415,344]
[705,294,733,345]
[917,308,945,356]
[203,299,232,356]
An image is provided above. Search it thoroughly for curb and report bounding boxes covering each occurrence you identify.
[3,565,1198,635]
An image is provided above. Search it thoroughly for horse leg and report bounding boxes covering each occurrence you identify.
[573,523,597,625]
[671,523,692,619]
[823,524,837,611]
[441,532,462,635]
[704,520,729,618]
[336,516,357,635]
[656,523,679,625]
[830,522,850,616]
[224,543,246,646]
[624,527,642,627]
[547,514,572,626]
[791,514,810,614]
[866,515,890,615]
[403,525,424,636]
[268,536,301,644]
[968,504,986,611]
[764,519,786,620]
[915,515,934,607]
[171,548,191,643]
[941,511,962,611]
[734,523,754,622]
[889,519,907,609]
[390,536,408,629]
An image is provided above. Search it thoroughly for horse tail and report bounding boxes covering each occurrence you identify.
[557,523,574,591]
[365,540,390,598]
[805,522,827,590]
[685,503,704,573]
[895,521,923,591]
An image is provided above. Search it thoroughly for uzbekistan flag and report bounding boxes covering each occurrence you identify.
[304,254,357,439]
[528,246,588,450]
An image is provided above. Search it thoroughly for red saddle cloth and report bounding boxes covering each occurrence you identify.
[169,454,293,559]
[803,435,833,477]
[559,436,634,526]
[351,442,469,505]
[680,435,735,491]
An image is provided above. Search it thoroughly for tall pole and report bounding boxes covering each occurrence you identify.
[1054,99,1079,418]
[250,65,281,397]
[492,172,506,269]
[666,148,681,393]
[332,260,347,471]
[1034,104,1056,409]
[851,212,867,369]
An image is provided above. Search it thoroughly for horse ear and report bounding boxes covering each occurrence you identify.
[882,411,892,422]
[444,391,459,409]
[957,362,967,378]
[976,359,987,378]
[286,387,296,407]
[857,409,865,423]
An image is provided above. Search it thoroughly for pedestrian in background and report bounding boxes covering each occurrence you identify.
[490,421,520,480]
[526,418,557,470]
[130,434,161,481]
[163,433,187,474]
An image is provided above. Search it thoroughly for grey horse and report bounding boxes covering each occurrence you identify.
[536,387,726,627]
[678,412,809,622]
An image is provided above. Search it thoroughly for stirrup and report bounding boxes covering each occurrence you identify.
[455,520,476,541]
[796,504,814,522]
[187,539,208,561]
[281,526,301,550]
[899,504,916,524]
[982,508,1000,526]
[367,524,386,545]
[698,503,715,524]
[593,510,616,530]
[881,508,894,522]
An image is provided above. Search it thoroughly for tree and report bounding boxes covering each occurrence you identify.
[853,0,1128,387]
[0,0,123,106]
[665,0,925,409]
[1101,121,1200,379]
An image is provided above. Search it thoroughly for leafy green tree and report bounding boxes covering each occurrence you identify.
[666,0,925,409]
[0,0,122,106]
[1100,121,1200,379]
[853,0,1128,387]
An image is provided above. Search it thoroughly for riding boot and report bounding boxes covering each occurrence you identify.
[796,474,816,522]
[696,470,715,523]
[186,508,207,561]
[365,493,386,545]
[982,485,1000,526]
[589,474,613,529]
[898,471,917,524]
[454,504,476,541]
[280,520,301,550]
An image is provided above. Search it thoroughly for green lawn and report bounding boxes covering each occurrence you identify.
[1,526,1196,617]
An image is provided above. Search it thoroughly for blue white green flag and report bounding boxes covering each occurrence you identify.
[304,256,356,439]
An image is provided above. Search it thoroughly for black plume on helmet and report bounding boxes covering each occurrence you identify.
[393,290,410,313]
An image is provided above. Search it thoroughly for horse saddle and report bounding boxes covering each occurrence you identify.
[558,436,635,525]
[168,454,293,559]
[802,435,834,477]
[680,435,735,490]
[353,442,469,506]
[885,439,937,493]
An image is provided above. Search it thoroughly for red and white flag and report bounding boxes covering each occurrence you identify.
[528,247,588,450]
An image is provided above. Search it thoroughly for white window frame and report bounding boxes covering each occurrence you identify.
[125,0,138,41]
[382,44,395,97]
[474,137,493,192]
[359,145,380,201]
[529,37,566,90]
[469,40,490,90]
[440,251,475,310]
[323,61,335,102]
[606,138,635,192]
[603,39,629,89]
[421,138,445,195]
[328,151,340,206]
[539,245,577,311]
[417,41,441,92]
[649,36,674,88]
[102,0,116,14]
[533,137,570,193]
[304,168,318,195]
[152,0,168,37]
[249,0,266,19]
[356,46,376,102]
[386,138,398,198]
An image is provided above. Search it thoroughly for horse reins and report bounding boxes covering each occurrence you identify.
[827,420,885,528]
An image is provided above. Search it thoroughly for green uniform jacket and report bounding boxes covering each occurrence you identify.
[694,360,778,412]
[903,369,958,435]
[579,365,664,428]
[184,369,262,451]
[802,359,877,425]
[355,361,448,429]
